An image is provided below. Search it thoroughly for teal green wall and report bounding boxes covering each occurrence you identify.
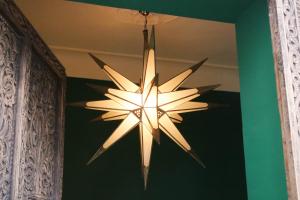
[64,78,247,200]
[236,0,287,199]
[69,0,289,199]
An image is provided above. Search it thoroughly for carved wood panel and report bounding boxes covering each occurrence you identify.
[15,51,60,200]
[0,13,22,200]
[269,0,300,199]
[0,0,66,199]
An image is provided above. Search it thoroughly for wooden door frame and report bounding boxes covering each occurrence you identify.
[269,0,300,199]
[0,0,65,199]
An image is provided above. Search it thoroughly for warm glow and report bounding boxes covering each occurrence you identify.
[72,26,220,189]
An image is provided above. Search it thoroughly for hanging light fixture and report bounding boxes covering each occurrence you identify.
[71,11,220,189]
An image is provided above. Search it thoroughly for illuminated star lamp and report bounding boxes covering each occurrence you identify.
[70,11,220,189]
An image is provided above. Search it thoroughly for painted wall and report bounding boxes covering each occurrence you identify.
[236,0,288,199]
[64,77,246,200]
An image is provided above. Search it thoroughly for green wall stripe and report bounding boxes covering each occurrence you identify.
[236,0,288,199]
[70,0,253,23]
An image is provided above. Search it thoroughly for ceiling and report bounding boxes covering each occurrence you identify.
[15,0,240,92]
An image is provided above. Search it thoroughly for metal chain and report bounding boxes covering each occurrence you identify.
[139,11,149,31]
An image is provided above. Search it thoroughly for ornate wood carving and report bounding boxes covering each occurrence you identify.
[0,13,22,200]
[269,0,300,199]
[15,51,61,200]
[0,0,66,199]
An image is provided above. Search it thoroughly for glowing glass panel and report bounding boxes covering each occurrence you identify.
[158,88,198,106]
[104,65,139,92]
[159,114,191,151]
[159,70,192,92]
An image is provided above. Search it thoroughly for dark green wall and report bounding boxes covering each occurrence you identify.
[64,77,247,200]
[236,0,287,199]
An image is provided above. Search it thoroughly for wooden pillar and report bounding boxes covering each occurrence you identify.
[0,0,65,199]
[269,0,300,199]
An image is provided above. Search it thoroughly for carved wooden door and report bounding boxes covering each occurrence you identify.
[0,0,65,199]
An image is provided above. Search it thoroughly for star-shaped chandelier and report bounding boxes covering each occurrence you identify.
[71,11,220,189]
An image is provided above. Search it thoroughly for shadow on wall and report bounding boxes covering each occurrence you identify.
[63,77,247,200]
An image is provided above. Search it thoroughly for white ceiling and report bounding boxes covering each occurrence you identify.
[15,0,240,91]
